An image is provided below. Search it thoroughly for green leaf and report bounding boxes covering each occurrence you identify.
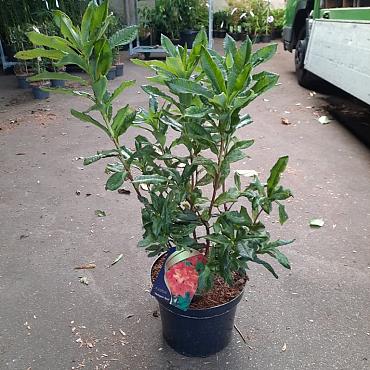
[204,234,231,245]
[92,76,107,102]
[161,34,178,57]
[141,85,177,105]
[196,174,214,186]
[55,53,88,72]
[237,240,255,259]
[166,78,213,98]
[53,10,81,49]
[111,105,136,139]
[214,187,240,206]
[309,218,324,228]
[229,139,254,152]
[223,34,237,59]
[109,25,138,48]
[132,175,168,184]
[106,171,127,191]
[225,148,246,163]
[94,39,112,77]
[251,43,277,67]
[252,71,279,96]
[26,31,73,53]
[278,204,288,225]
[28,72,86,85]
[15,48,64,60]
[254,257,278,278]
[70,109,110,136]
[109,80,135,102]
[267,156,289,196]
[270,250,291,269]
[200,47,226,94]
[197,265,213,293]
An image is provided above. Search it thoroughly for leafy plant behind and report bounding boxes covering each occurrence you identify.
[16,0,294,293]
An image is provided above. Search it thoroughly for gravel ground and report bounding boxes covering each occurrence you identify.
[0,41,369,370]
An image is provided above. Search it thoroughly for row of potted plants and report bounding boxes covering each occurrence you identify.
[7,14,125,99]
[138,0,209,47]
[16,0,295,358]
[213,1,285,42]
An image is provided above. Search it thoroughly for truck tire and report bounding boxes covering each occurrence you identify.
[295,29,315,88]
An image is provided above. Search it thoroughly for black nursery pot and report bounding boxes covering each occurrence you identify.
[152,257,244,357]
[51,79,65,88]
[179,29,198,48]
[115,63,124,77]
[16,75,30,89]
[32,86,50,100]
[107,67,116,80]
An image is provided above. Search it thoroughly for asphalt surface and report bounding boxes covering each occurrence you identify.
[0,41,369,370]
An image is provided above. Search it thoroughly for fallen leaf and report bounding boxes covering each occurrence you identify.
[235,169,258,177]
[318,115,331,124]
[263,98,270,102]
[111,253,123,266]
[95,209,106,217]
[153,310,159,318]
[310,218,325,227]
[281,117,291,125]
[118,188,131,195]
[119,329,126,337]
[282,343,287,352]
[79,277,89,285]
[74,263,96,270]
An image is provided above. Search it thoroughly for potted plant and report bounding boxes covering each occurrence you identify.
[9,25,33,88]
[271,8,285,39]
[138,5,153,46]
[178,0,208,47]
[213,10,229,39]
[16,0,294,358]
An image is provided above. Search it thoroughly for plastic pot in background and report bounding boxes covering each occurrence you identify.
[229,32,241,41]
[51,79,65,88]
[251,34,263,43]
[179,30,198,48]
[16,74,31,89]
[151,256,244,357]
[115,63,124,77]
[107,67,116,80]
[261,34,272,43]
[31,83,50,100]
[272,29,282,39]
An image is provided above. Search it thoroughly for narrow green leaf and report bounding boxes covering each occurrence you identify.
[267,156,289,196]
[270,250,291,269]
[200,46,226,94]
[132,175,168,184]
[55,53,88,72]
[92,76,107,102]
[111,105,136,139]
[141,85,177,105]
[71,109,110,136]
[160,34,178,57]
[278,204,288,225]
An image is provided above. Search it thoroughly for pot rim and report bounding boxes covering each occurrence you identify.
[150,252,245,312]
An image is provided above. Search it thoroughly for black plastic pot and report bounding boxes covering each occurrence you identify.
[32,85,50,100]
[115,63,124,77]
[261,34,272,43]
[51,79,65,88]
[152,256,244,357]
[16,75,31,89]
[272,29,282,39]
[107,67,116,80]
[179,30,198,48]
[229,32,241,41]
[251,34,263,43]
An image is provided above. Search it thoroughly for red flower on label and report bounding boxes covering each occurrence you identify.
[166,261,199,297]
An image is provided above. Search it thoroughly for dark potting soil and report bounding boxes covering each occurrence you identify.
[151,254,248,310]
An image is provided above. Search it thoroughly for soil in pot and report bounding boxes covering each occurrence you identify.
[115,63,124,77]
[151,254,248,357]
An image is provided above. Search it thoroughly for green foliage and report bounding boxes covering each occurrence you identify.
[19,1,294,293]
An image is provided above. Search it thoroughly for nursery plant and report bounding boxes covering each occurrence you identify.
[16,0,294,357]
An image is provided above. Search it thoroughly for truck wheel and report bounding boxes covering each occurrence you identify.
[295,29,315,88]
